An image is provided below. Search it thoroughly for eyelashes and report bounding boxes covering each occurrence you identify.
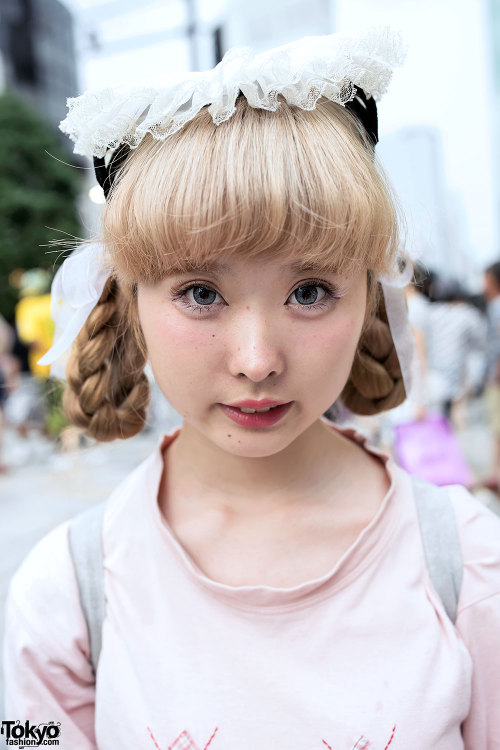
[167,279,346,316]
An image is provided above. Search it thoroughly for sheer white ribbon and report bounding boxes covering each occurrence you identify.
[379,261,421,402]
[37,243,110,379]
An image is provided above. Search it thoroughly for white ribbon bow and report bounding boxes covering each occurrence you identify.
[37,243,110,379]
[379,259,421,402]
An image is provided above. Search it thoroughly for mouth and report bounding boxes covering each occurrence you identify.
[219,402,293,428]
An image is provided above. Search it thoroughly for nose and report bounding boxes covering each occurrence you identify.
[227,308,285,382]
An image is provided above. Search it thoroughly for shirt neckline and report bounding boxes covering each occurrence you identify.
[144,419,404,613]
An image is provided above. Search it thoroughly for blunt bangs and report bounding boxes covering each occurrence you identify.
[102,96,401,283]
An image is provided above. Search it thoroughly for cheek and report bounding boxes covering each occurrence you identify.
[290,309,363,396]
[299,303,363,356]
[139,300,219,390]
[307,318,359,364]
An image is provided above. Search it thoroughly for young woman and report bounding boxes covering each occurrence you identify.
[3,29,500,750]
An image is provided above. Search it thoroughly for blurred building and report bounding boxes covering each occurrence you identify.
[0,0,79,131]
[335,0,498,282]
[377,127,471,280]
[223,0,332,50]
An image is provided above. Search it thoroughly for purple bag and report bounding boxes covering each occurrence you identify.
[394,413,474,487]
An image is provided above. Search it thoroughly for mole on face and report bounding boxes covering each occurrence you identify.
[227,434,232,438]
[246,306,250,310]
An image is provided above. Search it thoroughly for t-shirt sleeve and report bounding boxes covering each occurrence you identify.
[449,486,500,748]
[2,522,97,749]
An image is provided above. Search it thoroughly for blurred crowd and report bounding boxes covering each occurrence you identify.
[0,268,56,473]
[396,261,500,492]
[329,260,500,493]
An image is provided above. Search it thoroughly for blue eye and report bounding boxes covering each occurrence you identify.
[290,284,327,305]
[171,279,341,316]
[189,286,218,305]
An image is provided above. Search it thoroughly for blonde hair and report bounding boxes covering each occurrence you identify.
[64,96,406,440]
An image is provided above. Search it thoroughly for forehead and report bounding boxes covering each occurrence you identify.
[166,257,343,276]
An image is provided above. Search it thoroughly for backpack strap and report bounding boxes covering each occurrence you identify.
[68,503,107,677]
[411,476,463,623]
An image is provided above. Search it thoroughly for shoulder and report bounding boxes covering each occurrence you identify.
[446,485,500,611]
[7,521,82,634]
[446,487,500,726]
[448,485,500,565]
[9,521,73,604]
[4,522,97,722]
[5,519,93,672]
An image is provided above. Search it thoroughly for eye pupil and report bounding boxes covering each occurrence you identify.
[295,285,318,305]
[193,286,216,305]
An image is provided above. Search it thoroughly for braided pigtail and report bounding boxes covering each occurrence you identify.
[341,282,406,415]
[63,277,150,441]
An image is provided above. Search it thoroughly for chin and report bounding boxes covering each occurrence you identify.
[215,430,300,458]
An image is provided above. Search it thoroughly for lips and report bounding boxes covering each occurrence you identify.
[227,399,288,410]
[219,401,293,428]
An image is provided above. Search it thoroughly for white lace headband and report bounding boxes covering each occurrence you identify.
[60,26,405,160]
[38,26,420,401]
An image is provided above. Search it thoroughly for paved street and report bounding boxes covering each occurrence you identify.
[1,398,499,723]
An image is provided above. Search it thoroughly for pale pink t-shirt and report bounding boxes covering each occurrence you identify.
[3,422,500,750]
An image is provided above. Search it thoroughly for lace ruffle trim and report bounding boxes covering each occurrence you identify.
[60,26,405,158]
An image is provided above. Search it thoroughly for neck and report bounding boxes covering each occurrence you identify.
[164,418,345,512]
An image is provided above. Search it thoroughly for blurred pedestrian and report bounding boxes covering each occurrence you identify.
[4,269,54,435]
[408,268,487,422]
[15,269,54,379]
[483,261,500,487]
[0,315,16,472]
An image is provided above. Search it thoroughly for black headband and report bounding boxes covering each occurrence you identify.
[345,87,379,147]
[93,143,131,200]
[93,86,378,199]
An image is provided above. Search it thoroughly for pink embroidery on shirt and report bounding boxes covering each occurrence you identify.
[352,738,372,749]
[147,727,219,750]
[148,726,162,750]
[383,725,396,749]
[203,727,219,748]
[168,730,199,750]
[321,724,396,750]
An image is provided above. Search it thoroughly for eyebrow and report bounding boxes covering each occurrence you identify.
[168,261,232,275]
[281,260,337,274]
[170,260,336,275]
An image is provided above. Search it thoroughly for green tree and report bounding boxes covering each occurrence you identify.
[0,92,82,322]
